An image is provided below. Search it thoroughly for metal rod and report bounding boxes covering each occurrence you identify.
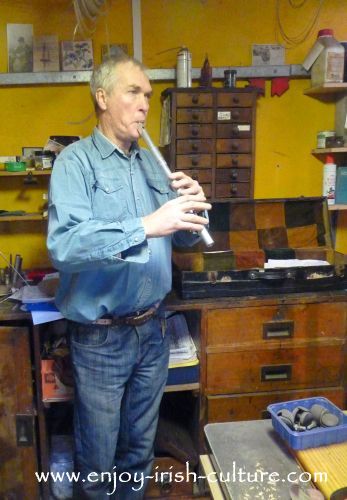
[138,125,214,247]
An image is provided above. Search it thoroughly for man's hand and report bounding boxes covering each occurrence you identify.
[142,171,211,238]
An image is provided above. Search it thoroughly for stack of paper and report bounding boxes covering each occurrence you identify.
[166,313,198,368]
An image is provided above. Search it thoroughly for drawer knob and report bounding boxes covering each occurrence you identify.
[231,142,239,151]
[192,128,199,137]
[192,95,199,104]
[231,111,240,119]
[192,112,199,120]
[192,158,199,166]
[232,96,240,104]
[231,158,239,166]
[232,126,240,135]
[231,185,237,194]
[192,143,198,151]
[192,174,198,180]
[231,171,238,180]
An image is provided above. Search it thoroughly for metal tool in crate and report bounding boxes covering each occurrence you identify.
[172,197,347,299]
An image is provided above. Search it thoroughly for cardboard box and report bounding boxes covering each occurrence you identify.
[41,359,73,402]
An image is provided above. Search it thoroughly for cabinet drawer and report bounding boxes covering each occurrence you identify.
[176,139,213,154]
[207,303,347,345]
[217,92,254,107]
[176,154,212,169]
[215,168,251,183]
[176,93,213,107]
[216,153,252,168]
[216,138,252,153]
[207,387,346,422]
[176,124,213,139]
[215,182,250,198]
[179,168,212,183]
[176,108,213,123]
[206,344,344,394]
[216,123,252,138]
[216,108,253,122]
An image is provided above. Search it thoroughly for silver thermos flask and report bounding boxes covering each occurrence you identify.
[176,47,192,88]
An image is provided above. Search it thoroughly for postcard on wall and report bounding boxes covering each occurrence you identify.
[101,43,128,61]
[61,40,94,71]
[252,44,285,66]
[33,35,60,72]
[7,23,33,72]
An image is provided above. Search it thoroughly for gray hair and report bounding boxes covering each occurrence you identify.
[90,54,146,112]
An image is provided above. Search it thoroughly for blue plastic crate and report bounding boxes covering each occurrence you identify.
[267,397,347,450]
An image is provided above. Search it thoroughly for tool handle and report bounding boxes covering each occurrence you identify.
[139,126,214,247]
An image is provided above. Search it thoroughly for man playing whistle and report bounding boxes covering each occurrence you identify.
[47,53,211,499]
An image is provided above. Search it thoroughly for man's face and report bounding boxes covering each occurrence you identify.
[99,61,152,150]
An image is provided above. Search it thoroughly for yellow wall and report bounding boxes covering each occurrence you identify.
[1,0,347,268]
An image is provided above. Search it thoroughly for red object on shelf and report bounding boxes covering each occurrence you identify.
[271,77,289,97]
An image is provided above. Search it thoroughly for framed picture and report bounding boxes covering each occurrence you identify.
[22,146,43,158]
[252,44,285,66]
[33,35,60,72]
[7,23,33,73]
[101,43,128,61]
[61,40,93,71]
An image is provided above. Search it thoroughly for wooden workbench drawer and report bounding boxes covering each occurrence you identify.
[206,343,344,394]
[216,107,253,123]
[215,168,251,183]
[217,92,255,107]
[215,182,250,198]
[176,154,212,169]
[207,387,345,422]
[206,303,347,346]
[216,123,252,138]
[176,93,213,107]
[216,138,252,153]
[176,108,213,123]
[176,124,213,138]
[176,139,214,154]
[216,153,252,168]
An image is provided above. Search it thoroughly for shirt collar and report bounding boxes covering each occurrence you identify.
[92,126,141,160]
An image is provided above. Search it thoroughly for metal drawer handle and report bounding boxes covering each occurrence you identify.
[231,185,238,194]
[231,171,238,180]
[261,364,292,382]
[263,320,294,339]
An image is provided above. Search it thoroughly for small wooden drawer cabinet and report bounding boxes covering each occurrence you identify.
[161,88,258,201]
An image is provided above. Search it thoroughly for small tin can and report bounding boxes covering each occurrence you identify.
[176,47,192,88]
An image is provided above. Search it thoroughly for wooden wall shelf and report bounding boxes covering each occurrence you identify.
[0,170,51,177]
[304,83,347,96]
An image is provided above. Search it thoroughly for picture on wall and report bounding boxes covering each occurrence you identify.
[61,40,93,71]
[33,35,60,72]
[7,23,33,73]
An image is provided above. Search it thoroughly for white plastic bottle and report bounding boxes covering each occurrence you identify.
[322,154,336,205]
[311,29,345,86]
[176,47,192,88]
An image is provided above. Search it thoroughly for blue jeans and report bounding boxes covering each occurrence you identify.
[68,315,169,499]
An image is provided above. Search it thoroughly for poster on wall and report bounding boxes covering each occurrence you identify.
[33,35,60,72]
[252,44,285,65]
[7,23,33,72]
[60,40,94,71]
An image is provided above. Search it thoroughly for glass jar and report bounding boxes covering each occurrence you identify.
[35,150,55,170]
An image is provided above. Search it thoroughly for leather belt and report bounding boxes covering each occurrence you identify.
[92,304,159,327]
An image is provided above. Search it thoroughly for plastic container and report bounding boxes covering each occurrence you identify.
[4,161,26,172]
[311,29,345,86]
[35,150,55,170]
[50,435,74,499]
[322,154,336,205]
[176,47,192,88]
[267,397,347,450]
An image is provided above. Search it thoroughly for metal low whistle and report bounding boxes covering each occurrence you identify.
[138,124,214,248]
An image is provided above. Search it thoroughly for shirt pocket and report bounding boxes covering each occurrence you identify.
[93,178,128,221]
[146,176,171,208]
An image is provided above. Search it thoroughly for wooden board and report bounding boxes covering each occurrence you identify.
[295,441,347,498]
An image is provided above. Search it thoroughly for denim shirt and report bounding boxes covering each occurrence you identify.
[47,127,199,323]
